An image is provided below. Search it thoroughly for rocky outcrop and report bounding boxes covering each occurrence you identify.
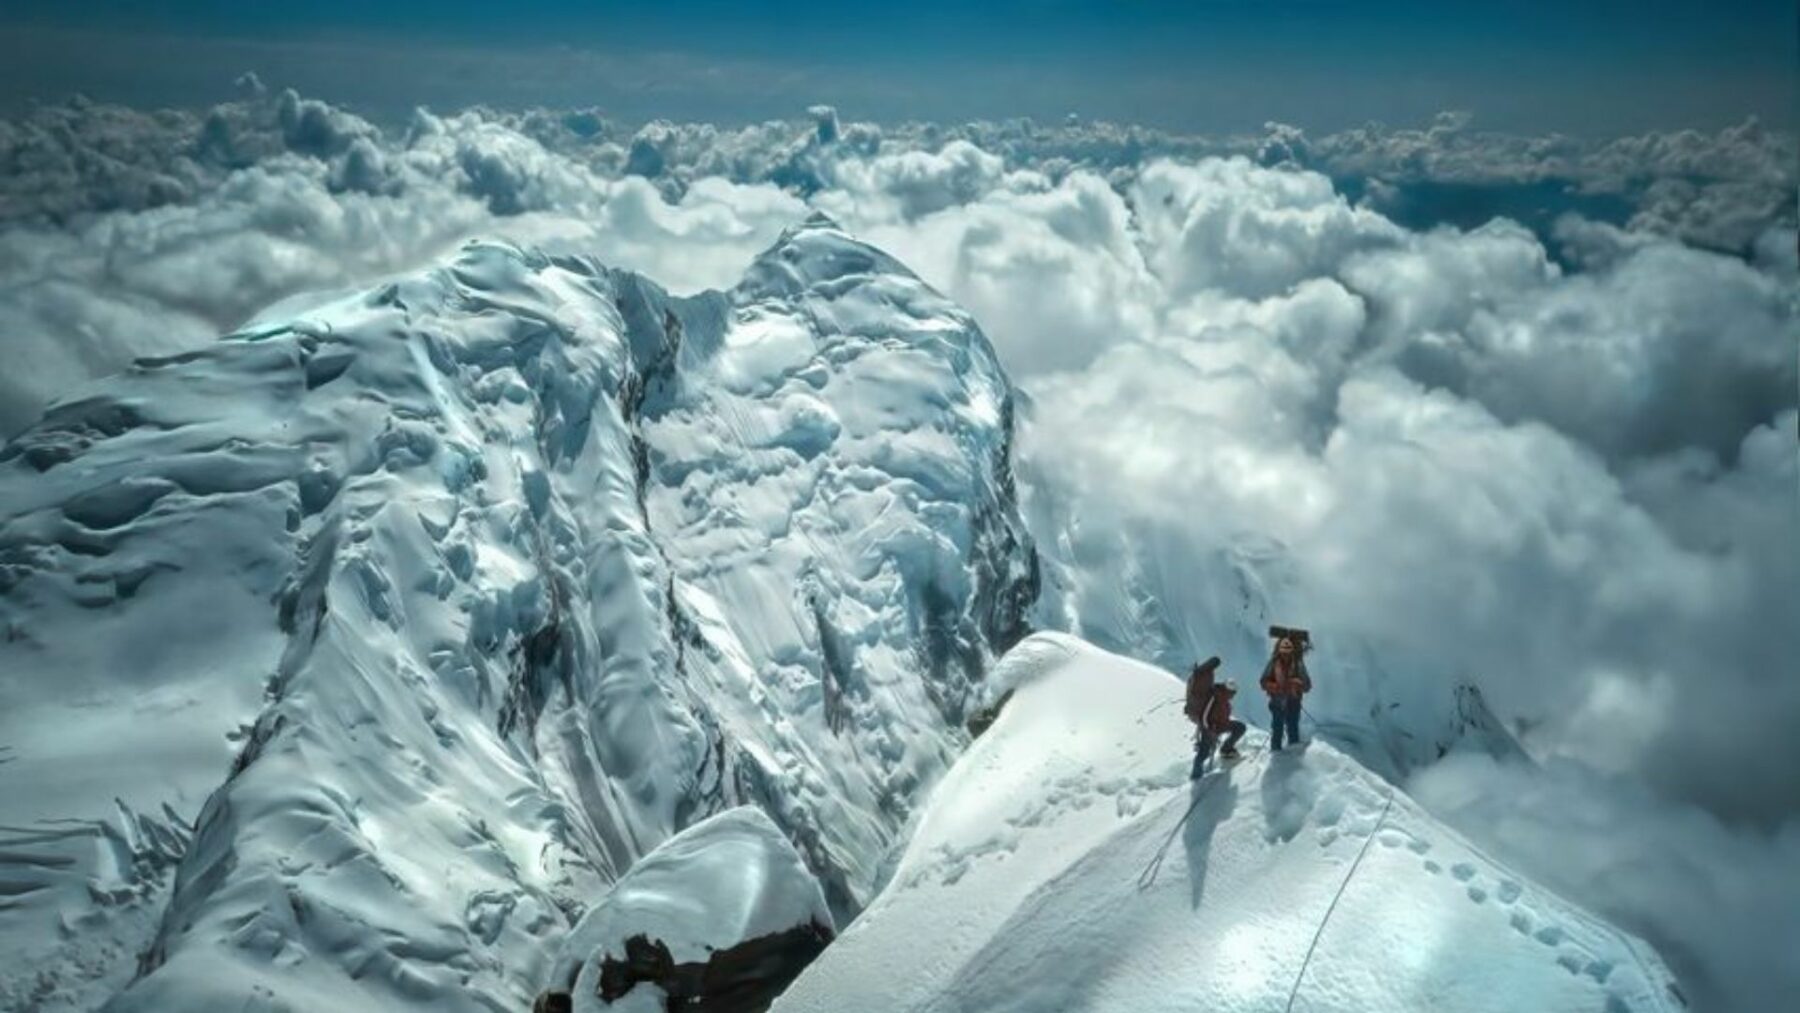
[547,808,835,1013]
[594,923,832,1012]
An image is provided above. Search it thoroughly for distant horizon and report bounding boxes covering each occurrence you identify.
[4,69,1791,144]
[1,0,1792,135]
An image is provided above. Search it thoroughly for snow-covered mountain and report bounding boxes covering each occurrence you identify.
[546,806,835,1012]
[773,634,1686,1013]
[0,216,1035,1011]
[0,218,1683,1013]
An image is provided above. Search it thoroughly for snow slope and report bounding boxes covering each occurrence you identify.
[773,633,1686,1013]
[0,216,1035,1010]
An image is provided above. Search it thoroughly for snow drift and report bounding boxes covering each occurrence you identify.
[0,215,1036,1010]
[773,633,1687,1013]
[545,806,833,1012]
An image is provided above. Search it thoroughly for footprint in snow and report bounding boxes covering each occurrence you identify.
[1377,828,1431,854]
[1450,861,1477,882]
[1313,796,1346,829]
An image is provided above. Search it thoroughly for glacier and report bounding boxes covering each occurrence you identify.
[0,216,1034,1010]
[0,217,1685,1012]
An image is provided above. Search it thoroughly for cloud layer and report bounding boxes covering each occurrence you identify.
[0,88,1794,1010]
[841,146,1795,1012]
[2,91,1790,435]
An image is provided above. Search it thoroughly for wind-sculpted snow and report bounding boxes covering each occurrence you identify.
[774,634,1686,1013]
[0,217,1036,1010]
[546,806,833,1012]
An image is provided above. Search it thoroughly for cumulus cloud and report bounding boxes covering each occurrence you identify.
[1339,219,1796,461]
[1132,157,1405,301]
[1302,113,1797,251]
[10,92,1788,242]
[817,158,1157,373]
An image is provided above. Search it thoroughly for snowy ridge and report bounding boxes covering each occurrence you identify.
[773,633,1685,1013]
[0,217,1036,1010]
[1019,515,1531,785]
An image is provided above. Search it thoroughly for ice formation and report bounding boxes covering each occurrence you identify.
[0,216,1035,1010]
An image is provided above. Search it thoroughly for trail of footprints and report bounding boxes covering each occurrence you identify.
[1372,825,1635,1008]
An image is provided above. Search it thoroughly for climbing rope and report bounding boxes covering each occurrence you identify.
[1282,789,1397,1013]
[1136,744,1262,891]
[1137,785,1214,891]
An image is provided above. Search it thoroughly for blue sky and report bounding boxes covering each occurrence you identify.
[1,1,1791,131]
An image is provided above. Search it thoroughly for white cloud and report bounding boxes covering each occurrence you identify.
[821,165,1158,373]
[1340,220,1796,460]
[1132,157,1405,301]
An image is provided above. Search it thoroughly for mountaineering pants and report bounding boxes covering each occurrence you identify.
[1192,720,1247,778]
[1270,695,1302,749]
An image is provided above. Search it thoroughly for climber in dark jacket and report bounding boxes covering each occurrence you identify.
[1184,657,1221,725]
[1260,634,1312,751]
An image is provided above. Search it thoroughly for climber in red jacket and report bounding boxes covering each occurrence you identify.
[1186,657,1245,778]
[1260,631,1313,751]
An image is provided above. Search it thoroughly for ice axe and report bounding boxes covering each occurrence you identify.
[1268,624,1311,648]
[1142,697,1184,718]
[1139,656,1220,723]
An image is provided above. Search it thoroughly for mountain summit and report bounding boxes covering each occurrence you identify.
[0,219,1036,1010]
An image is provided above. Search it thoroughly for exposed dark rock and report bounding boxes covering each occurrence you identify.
[595,922,834,1012]
[965,688,1015,738]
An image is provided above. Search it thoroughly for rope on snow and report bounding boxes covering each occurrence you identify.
[1136,744,1263,891]
[1282,789,1397,1013]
